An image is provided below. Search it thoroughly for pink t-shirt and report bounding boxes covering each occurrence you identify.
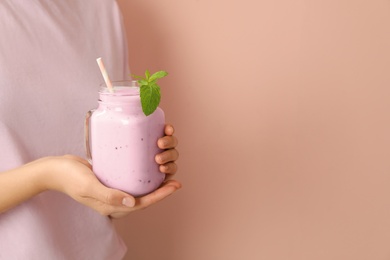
[0,1,130,259]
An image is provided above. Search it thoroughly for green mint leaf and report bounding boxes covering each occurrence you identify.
[140,83,161,116]
[145,70,150,80]
[138,79,149,87]
[149,71,168,83]
[131,69,168,116]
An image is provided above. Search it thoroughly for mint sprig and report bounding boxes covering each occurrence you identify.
[132,70,168,116]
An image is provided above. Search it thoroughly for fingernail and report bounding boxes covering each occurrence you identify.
[156,155,164,164]
[122,197,135,207]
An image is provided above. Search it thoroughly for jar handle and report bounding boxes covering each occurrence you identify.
[84,109,95,164]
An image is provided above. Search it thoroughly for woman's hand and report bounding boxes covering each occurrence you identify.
[111,124,181,218]
[47,124,181,218]
[156,124,179,180]
[0,124,181,217]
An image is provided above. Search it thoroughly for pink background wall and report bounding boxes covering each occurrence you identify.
[115,1,390,259]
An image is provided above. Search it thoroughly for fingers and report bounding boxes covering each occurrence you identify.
[159,162,178,174]
[155,149,179,165]
[91,184,136,208]
[134,180,182,210]
[158,135,178,149]
[83,191,136,216]
[59,154,180,218]
[76,179,136,216]
[84,179,181,216]
[164,124,175,136]
[162,179,182,189]
[66,124,179,217]
[109,180,182,218]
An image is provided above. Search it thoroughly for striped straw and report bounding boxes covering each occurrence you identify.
[96,57,114,93]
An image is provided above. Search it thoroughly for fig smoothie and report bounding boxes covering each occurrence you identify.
[85,82,165,197]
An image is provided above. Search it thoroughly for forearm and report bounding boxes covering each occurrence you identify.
[0,158,51,214]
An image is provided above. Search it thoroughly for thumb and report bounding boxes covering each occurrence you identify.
[95,185,136,208]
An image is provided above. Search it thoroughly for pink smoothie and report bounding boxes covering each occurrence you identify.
[87,84,165,197]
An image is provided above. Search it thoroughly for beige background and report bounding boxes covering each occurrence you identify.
[115,0,390,259]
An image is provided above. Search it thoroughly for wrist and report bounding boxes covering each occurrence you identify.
[37,155,88,194]
[26,156,62,193]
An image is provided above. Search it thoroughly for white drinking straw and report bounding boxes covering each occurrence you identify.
[96,57,114,93]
